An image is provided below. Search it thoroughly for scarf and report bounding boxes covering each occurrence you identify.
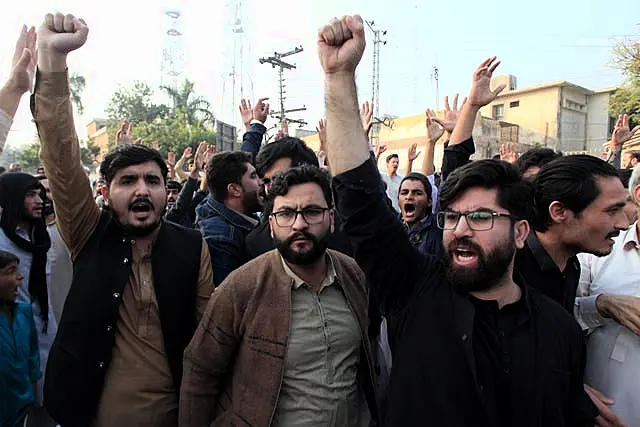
[0,173,51,332]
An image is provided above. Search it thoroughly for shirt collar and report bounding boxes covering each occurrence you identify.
[622,221,640,250]
[280,254,337,290]
[526,231,559,272]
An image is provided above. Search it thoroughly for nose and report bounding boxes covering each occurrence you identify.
[291,211,309,231]
[134,181,151,197]
[452,216,473,239]
[615,211,632,231]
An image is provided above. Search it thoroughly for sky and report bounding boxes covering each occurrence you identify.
[0,0,638,150]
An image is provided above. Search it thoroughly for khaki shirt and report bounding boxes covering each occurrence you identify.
[35,70,214,427]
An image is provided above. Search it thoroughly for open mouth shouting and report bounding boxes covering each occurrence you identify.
[129,199,154,219]
[403,202,417,220]
[450,243,480,267]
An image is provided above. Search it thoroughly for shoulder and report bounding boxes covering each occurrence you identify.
[328,249,366,285]
[528,287,582,338]
[218,250,281,292]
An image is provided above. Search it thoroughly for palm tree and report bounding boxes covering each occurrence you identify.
[160,79,215,126]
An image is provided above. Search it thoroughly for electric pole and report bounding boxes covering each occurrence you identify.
[259,46,307,128]
[365,21,387,147]
[431,65,439,110]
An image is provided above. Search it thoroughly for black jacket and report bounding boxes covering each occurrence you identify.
[332,158,594,427]
[44,210,203,427]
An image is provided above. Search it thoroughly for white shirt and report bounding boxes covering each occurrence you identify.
[381,173,403,213]
[576,222,640,426]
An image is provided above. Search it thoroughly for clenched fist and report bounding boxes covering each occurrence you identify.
[38,12,89,72]
[318,15,366,76]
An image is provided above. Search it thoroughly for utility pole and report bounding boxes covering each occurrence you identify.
[431,65,439,110]
[259,46,307,128]
[365,21,387,147]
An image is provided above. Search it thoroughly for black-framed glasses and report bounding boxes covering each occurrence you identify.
[271,207,329,227]
[436,210,513,231]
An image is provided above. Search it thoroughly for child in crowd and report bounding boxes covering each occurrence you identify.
[0,250,41,427]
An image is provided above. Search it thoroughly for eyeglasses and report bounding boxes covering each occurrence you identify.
[436,210,513,231]
[271,207,329,227]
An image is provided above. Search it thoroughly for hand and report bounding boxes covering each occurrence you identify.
[597,294,640,335]
[239,99,253,129]
[151,141,160,151]
[440,94,467,133]
[584,384,628,427]
[182,146,193,159]
[253,97,270,124]
[318,15,366,76]
[37,13,89,72]
[190,141,208,178]
[317,150,327,167]
[611,114,640,150]
[375,143,387,160]
[425,109,445,144]
[204,144,217,168]
[316,119,327,151]
[167,152,176,168]
[275,121,289,140]
[468,56,506,108]
[115,120,134,145]
[499,142,518,163]
[361,101,374,137]
[408,143,421,162]
[9,25,37,94]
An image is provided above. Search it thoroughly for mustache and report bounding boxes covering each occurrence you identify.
[285,231,318,245]
[447,237,483,254]
[128,197,154,210]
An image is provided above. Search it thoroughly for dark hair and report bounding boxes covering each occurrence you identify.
[0,167,6,175]
[166,180,182,191]
[531,154,621,231]
[400,172,433,199]
[631,152,640,162]
[99,144,168,185]
[255,137,318,178]
[619,169,633,188]
[269,165,333,208]
[386,153,399,164]
[439,160,532,221]
[514,148,562,176]
[36,174,47,181]
[206,151,251,201]
[0,250,19,269]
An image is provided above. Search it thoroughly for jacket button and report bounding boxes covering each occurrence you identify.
[461,333,468,342]
[98,362,105,368]
[106,325,113,332]
[113,293,121,299]
[123,257,129,264]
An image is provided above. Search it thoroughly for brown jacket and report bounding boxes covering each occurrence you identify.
[180,249,379,427]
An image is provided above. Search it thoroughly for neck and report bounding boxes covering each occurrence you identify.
[225,198,247,216]
[131,226,160,256]
[45,215,55,226]
[387,169,396,177]
[287,256,328,291]
[470,266,521,309]
[536,230,573,271]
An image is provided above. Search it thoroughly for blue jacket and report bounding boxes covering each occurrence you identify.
[403,213,442,258]
[196,195,257,286]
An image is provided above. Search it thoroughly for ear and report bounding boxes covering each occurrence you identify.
[513,219,530,250]
[329,208,335,234]
[548,201,569,225]
[633,185,640,207]
[227,183,242,198]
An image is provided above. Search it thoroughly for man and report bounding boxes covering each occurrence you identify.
[9,163,22,173]
[196,151,261,285]
[33,13,214,427]
[0,173,56,409]
[381,153,402,213]
[245,137,352,258]
[513,147,562,179]
[181,165,378,426]
[576,164,640,426]
[398,172,441,256]
[321,15,593,426]
[515,155,629,314]
[166,179,182,211]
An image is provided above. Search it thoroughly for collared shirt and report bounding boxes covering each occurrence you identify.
[272,256,369,427]
[380,173,403,213]
[0,227,57,405]
[47,222,73,323]
[576,222,640,426]
[0,302,41,427]
[403,213,442,257]
[515,231,581,314]
[35,70,214,427]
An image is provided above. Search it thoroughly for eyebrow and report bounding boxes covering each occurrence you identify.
[274,203,328,211]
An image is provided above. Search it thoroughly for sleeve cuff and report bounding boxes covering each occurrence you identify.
[34,69,70,96]
[444,137,475,155]
[249,121,267,131]
[575,294,607,330]
[332,157,385,193]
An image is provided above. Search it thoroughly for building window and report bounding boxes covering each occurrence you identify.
[509,101,520,108]
[492,104,504,120]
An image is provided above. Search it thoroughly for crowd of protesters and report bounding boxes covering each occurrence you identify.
[1,11,640,427]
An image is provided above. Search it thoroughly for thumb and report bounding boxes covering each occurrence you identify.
[72,18,89,44]
[493,83,507,97]
[346,15,365,39]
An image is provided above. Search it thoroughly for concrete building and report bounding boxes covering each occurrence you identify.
[480,75,617,155]
[86,119,110,161]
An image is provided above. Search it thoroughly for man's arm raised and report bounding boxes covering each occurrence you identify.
[33,13,99,259]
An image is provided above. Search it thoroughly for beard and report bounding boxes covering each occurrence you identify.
[118,196,163,237]
[275,230,330,266]
[243,190,263,214]
[444,236,515,293]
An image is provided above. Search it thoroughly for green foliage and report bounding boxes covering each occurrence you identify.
[69,74,86,115]
[106,81,169,124]
[80,138,101,168]
[609,80,640,123]
[16,140,41,173]
[160,80,215,126]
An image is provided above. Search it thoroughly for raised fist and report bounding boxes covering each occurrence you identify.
[318,15,366,75]
[38,13,89,72]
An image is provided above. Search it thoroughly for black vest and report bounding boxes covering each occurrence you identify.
[44,211,203,427]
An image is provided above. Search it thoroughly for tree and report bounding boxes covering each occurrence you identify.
[17,140,41,173]
[69,74,86,115]
[160,79,215,126]
[106,81,168,124]
[610,34,640,123]
[80,138,101,168]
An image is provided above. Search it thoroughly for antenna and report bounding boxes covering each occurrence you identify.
[259,46,307,128]
[161,9,184,102]
[365,20,387,147]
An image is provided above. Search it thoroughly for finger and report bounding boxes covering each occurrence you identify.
[453,93,459,111]
[444,96,451,112]
[257,97,269,105]
[53,12,65,32]
[492,84,507,97]
[335,17,350,47]
[622,114,629,129]
[345,14,365,42]
[488,60,501,75]
[460,97,468,108]
[45,14,55,31]
[478,56,494,69]
[264,103,270,115]
[14,25,27,54]
[431,118,446,129]
[72,17,89,44]
[64,14,75,33]
[595,416,614,427]
[15,48,32,70]
[615,114,623,128]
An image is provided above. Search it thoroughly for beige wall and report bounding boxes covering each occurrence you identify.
[586,91,614,155]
